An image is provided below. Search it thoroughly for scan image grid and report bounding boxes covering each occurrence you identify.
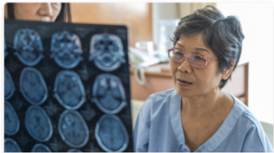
[4,19,133,152]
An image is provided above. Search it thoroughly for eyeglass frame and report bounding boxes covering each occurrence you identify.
[167,47,218,69]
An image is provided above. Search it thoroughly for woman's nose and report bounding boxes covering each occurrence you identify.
[38,3,53,17]
[177,57,192,73]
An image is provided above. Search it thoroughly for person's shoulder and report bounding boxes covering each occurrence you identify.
[140,88,175,113]
[233,97,269,151]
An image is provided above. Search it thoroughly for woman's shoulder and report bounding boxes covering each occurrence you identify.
[139,88,176,114]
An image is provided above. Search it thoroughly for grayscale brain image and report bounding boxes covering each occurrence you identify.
[93,73,127,114]
[4,19,132,152]
[4,67,15,100]
[5,101,20,136]
[31,143,52,152]
[20,67,48,105]
[58,110,89,148]
[4,138,22,152]
[95,114,128,152]
[13,29,44,66]
[25,105,53,142]
[51,31,83,69]
[89,33,125,71]
[54,70,85,110]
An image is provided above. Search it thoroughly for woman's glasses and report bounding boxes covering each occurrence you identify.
[168,47,217,69]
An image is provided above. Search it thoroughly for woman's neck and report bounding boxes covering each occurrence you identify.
[181,89,230,121]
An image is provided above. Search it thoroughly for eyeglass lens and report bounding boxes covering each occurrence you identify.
[169,49,206,68]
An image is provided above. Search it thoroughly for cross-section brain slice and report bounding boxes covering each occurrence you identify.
[25,105,53,142]
[58,110,89,148]
[92,74,126,114]
[95,114,129,152]
[89,33,125,71]
[4,138,21,152]
[5,67,15,100]
[50,31,83,69]
[31,143,51,152]
[5,101,20,136]
[54,70,85,110]
[13,29,44,66]
[20,67,48,105]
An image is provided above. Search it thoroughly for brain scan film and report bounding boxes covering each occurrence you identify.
[95,114,128,152]
[68,148,82,152]
[50,31,83,69]
[5,101,20,136]
[58,110,89,148]
[89,33,125,71]
[5,40,8,58]
[31,143,51,152]
[93,74,126,114]
[25,105,53,142]
[20,67,48,105]
[4,138,22,152]
[13,29,44,66]
[54,70,85,110]
[5,67,15,100]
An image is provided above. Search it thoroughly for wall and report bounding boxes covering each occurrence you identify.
[70,3,152,47]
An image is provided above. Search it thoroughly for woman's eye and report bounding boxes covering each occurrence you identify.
[174,51,184,57]
[194,55,205,61]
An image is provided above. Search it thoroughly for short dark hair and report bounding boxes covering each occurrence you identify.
[6,3,72,22]
[172,5,245,89]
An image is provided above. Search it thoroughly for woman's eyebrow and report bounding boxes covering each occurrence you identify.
[195,47,209,53]
[175,43,184,48]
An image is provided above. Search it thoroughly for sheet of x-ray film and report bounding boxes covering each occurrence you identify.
[4,19,133,152]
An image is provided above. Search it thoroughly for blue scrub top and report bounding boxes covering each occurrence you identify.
[133,88,273,152]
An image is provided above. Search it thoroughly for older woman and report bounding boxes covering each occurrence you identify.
[5,3,71,22]
[134,5,273,152]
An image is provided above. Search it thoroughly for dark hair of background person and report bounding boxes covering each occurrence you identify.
[6,3,72,22]
[172,5,245,89]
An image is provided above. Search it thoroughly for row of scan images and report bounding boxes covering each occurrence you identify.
[5,67,127,114]
[5,29,126,71]
[5,103,129,152]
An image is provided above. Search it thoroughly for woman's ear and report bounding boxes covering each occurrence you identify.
[222,60,236,80]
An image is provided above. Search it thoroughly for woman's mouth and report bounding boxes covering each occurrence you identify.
[177,79,193,86]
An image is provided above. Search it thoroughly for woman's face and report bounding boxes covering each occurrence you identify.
[13,3,62,22]
[170,33,225,98]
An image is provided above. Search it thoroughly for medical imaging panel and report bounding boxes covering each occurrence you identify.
[58,110,89,148]
[20,67,48,105]
[93,73,127,114]
[5,19,133,152]
[25,105,53,142]
[31,143,52,152]
[95,114,129,152]
[51,31,83,69]
[5,67,15,100]
[89,33,125,71]
[4,138,22,152]
[5,101,20,136]
[13,29,44,66]
[54,70,86,110]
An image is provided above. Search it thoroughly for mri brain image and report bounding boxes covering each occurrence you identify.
[5,101,20,136]
[50,31,83,69]
[54,70,85,110]
[93,74,126,114]
[95,114,128,152]
[67,149,82,152]
[58,110,89,148]
[5,67,15,100]
[20,67,48,105]
[4,138,21,152]
[89,33,125,71]
[13,29,44,66]
[25,105,53,142]
[31,143,51,152]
